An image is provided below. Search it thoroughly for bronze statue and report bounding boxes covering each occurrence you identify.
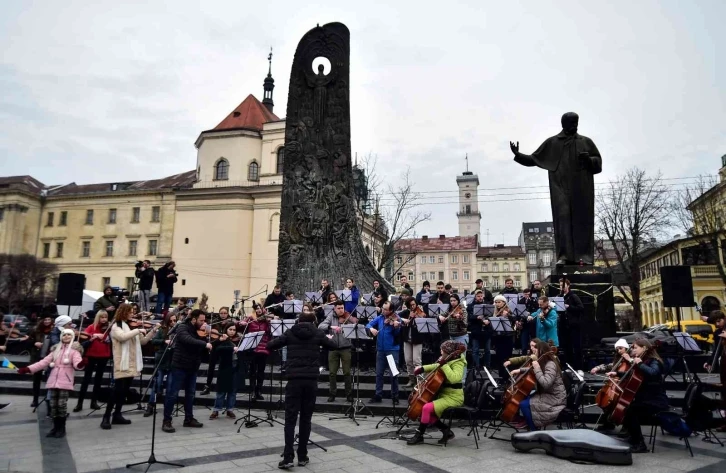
[510,112,602,266]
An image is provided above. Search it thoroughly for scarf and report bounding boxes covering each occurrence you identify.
[118,321,144,372]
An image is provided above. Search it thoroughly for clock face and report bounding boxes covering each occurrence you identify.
[465,192,471,198]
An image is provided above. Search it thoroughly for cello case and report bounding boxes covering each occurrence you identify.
[511,429,632,466]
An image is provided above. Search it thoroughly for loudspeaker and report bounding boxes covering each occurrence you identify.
[660,266,694,308]
[56,273,85,306]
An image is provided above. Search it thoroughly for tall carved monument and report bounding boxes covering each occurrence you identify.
[277,23,390,294]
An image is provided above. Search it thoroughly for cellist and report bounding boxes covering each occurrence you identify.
[703,310,725,423]
[407,340,466,445]
[590,338,632,432]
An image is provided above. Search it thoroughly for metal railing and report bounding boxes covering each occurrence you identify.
[191,177,282,189]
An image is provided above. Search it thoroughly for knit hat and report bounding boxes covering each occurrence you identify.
[61,328,75,337]
[493,295,507,303]
[55,315,72,328]
[614,338,629,349]
[440,340,466,358]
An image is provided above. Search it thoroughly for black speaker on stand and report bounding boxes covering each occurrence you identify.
[56,273,86,317]
[660,266,694,332]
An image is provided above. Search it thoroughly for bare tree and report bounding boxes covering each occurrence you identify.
[672,174,726,285]
[596,168,672,327]
[0,254,58,312]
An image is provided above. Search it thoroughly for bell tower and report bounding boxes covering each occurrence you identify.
[456,154,481,239]
[262,47,275,113]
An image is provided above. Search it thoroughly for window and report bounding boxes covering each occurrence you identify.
[463,255,470,263]
[108,208,117,224]
[148,240,158,256]
[452,270,458,281]
[429,272,436,280]
[396,272,402,281]
[451,255,458,264]
[128,240,138,257]
[528,228,534,233]
[85,209,94,225]
[438,271,444,281]
[438,256,444,264]
[527,251,536,265]
[515,277,522,287]
[59,211,67,226]
[102,277,110,289]
[276,148,284,174]
[463,270,470,280]
[131,207,140,223]
[55,242,63,258]
[269,213,280,241]
[421,272,427,281]
[408,272,414,281]
[492,277,499,288]
[248,161,259,181]
[151,206,160,222]
[503,263,509,271]
[492,263,499,272]
[534,228,540,233]
[42,243,50,258]
[483,277,489,287]
[420,256,426,264]
[546,227,553,232]
[81,241,90,257]
[481,263,488,272]
[396,255,403,265]
[514,263,520,271]
[214,158,229,180]
[105,241,114,257]
[429,256,435,264]
[46,212,54,226]
[465,204,471,214]
[0,208,4,221]
[542,251,552,266]
[529,271,538,283]
[126,277,135,292]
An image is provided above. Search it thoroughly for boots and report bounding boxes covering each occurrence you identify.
[405,376,416,388]
[89,400,101,410]
[407,427,426,445]
[73,400,84,412]
[143,404,154,417]
[46,417,60,437]
[112,413,132,425]
[435,420,455,444]
[100,415,112,430]
[55,417,67,438]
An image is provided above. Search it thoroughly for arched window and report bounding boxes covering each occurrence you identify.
[214,158,229,180]
[276,147,284,174]
[701,296,721,314]
[248,161,259,182]
[269,213,280,241]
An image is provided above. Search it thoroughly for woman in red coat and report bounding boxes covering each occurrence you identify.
[238,305,271,400]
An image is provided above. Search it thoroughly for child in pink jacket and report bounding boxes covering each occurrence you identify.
[18,328,85,438]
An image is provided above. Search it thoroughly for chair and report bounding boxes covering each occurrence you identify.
[682,380,725,447]
[551,376,587,430]
[651,411,694,457]
[441,379,494,449]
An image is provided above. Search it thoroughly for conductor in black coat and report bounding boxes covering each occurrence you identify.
[267,311,336,468]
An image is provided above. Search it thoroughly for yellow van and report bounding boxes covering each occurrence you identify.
[661,320,716,345]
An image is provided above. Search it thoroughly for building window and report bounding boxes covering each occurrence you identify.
[542,251,552,266]
[463,270,470,280]
[151,206,160,222]
[546,227,553,232]
[148,240,158,256]
[56,242,63,258]
[131,207,140,223]
[429,271,436,280]
[59,211,67,226]
[514,263,520,271]
[534,228,540,233]
[438,271,444,281]
[108,208,117,224]
[465,204,471,214]
[129,240,138,257]
[503,263,509,272]
[248,161,259,181]
[527,251,536,265]
[46,212,54,227]
[269,213,280,241]
[420,256,426,264]
[429,256,435,264]
[438,256,444,264]
[451,255,458,264]
[81,241,90,257]
[85,209,94,225]
[515,276,522,287]
[214,158,229,180]
[42,243,50,258]
[276,148,284,174]
[0,208,4,221]
[452,270,458,281]
[126,277,135,292]
[492,277,499,288]
[396,272,402,281]
[421,272,427,281]
[492,263,499,272]
[105,241,114,257]
[529,270,538,283]
[395,255,402,265]
[481,263,488,272]
[102,277,110,289]
[463,255,470,263]
[408,272,415,281]
[483,277,489,287]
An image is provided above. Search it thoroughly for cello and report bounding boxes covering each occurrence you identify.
[594,355,631,411]
[607,361,645,425]
[500,346,558,423]
[406,349,463,421]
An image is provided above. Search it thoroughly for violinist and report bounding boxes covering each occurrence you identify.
[467,290,491,371]
[315,292,339,372]
[400,298,426,388]
[74,310,112,412]
[27,316,53,408]
[202,306,232,395]
[703,310,725,412]
[531,296,559,347]
[101,304,156,430]
[492,295,516,378]
[237,305,271,401]
[373,279,389,305]
[319,300,357,402]
[366,301,402,404]
[516,288,538,353]
[618,338,668,453]
[440,294,468,381]
[145,312,177,417]
[209,324,240,420]
[407,340,466,445]
[504,338,567,430]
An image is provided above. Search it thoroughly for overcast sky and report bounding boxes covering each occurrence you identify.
[1,0,724,245]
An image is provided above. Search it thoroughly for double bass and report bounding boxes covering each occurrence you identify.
[406,350,462,421]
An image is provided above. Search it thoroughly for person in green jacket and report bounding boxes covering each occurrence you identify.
[407,340,467,445]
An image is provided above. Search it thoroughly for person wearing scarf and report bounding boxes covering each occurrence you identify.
[407,340,466,445]
[18,329,85,438]
[101,304,155,429]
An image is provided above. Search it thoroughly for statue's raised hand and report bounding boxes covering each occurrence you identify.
[509,141,519,156]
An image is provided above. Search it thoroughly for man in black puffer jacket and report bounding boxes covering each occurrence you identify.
[267,310,336,469]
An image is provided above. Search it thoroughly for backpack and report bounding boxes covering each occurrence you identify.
[657,411,692,439]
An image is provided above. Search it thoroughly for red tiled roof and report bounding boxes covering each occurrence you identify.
[396,235,478,253]
[47,171,196,197]
[477,245,525,257]
[212,94,279,132]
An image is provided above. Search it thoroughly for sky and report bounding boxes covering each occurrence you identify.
[1,0,724,245]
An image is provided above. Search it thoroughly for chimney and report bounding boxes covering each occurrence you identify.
[422,235,428,241]
[439,234,446,239]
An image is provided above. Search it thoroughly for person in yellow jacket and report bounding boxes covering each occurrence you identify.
[407,340,467,445]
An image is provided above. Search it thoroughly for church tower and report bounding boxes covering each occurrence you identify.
[262,48,275,113]
[456,154,481,239]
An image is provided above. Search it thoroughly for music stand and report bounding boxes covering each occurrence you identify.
[551,297,566,312]
[414,318,439,335]
[427,304,449,317]
[489,317,513,335]
[375,354,406,429]
[335,290,352,302]
[463,294,475,305]
[355,306,378,324]
[471,304,485,317]
[361,293,373,305]
[305,292,323,305]
[390,295,401,309]
[512,304,528,318]
[270,320,296,412]
[234,331,271,430]
[329,324,373,426]
[481,365,523,441]
[323,306,335,318]
[283,300,303,315]
[419,293,431,304]
[671,332,701,382]
[504,295,518,312]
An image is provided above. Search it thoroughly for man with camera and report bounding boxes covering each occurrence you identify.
[155,261,178,314]
[135,260,155,313]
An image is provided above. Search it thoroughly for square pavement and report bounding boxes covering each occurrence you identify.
[1,394,725,473]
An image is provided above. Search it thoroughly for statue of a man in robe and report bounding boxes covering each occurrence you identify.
[510,112,602,266]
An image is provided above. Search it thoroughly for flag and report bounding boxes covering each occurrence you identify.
[1,358,17,370]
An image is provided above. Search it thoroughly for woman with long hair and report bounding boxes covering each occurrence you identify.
[74,310,112,412]
[28,315,53,407]
[237,305,271,400]
[101,304,156,429]
[400,298,426,388]
[507,338,567,430]
[492,295,516,378]
[144,311,177,416]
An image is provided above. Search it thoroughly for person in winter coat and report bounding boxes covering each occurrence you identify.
[467,290,491,370]
[155,261,178,314]
[506,338,567,430]
[209,324,240,419]
[101,304,155,430]
[531,296,559,347]
[74,310,112,412]
[366,301,402,403]
[18,329,86,438]
[492,295,516,378]
[94,286,119,314]
[399,298,426,388]
[343,277,360,314]
[144,312,177,417]
[237,305,271,401]
[27,315,53,408]
[135,260,155,312]
[267,311,337,469]
[406,340,466,445]
[318,300,357,402]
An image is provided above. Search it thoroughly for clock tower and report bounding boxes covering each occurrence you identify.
[456,155,481,239]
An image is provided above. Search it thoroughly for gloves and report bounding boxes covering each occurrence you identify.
[77,358,88,370]
[18,367,31,375]
[413,366,424,376]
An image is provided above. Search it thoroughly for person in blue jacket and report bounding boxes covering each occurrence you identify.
[530,296,559,347]
[366,301,402,404]
[343,277,360,314]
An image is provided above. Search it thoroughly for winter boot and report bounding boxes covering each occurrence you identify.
[46,417,60,437]
[407,427,426,445]
[55,416,67,438]
[100,415,112,430]
[435,420,455,444]
[112,413,132,425]
[143,404,154,417]
[73,400,84,412]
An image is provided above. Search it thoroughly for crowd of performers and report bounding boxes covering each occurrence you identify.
[2,275,725,466]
